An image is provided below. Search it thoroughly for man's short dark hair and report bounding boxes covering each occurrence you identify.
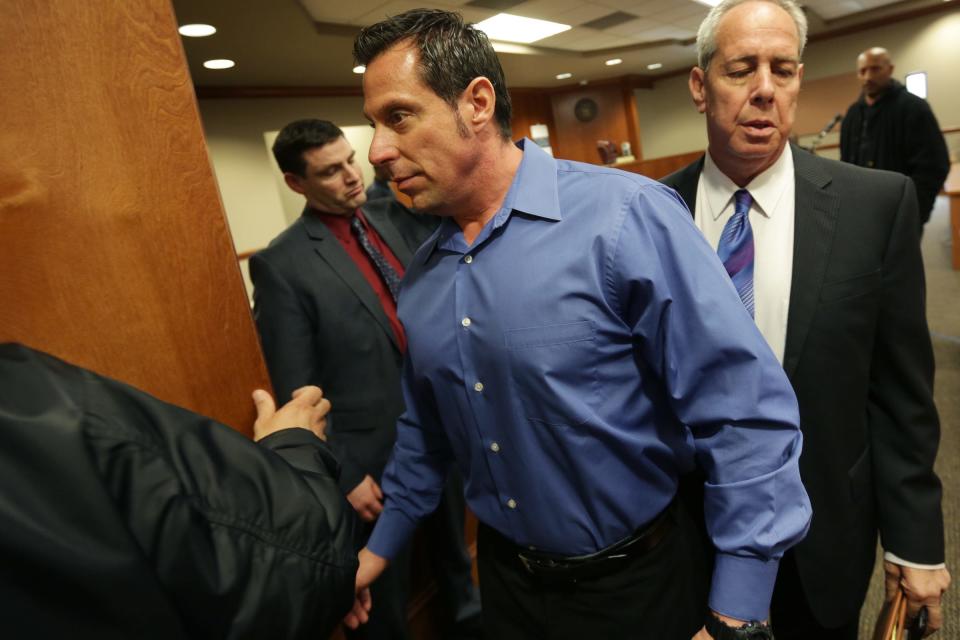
[353,9,513,141]
[272,119,344,176]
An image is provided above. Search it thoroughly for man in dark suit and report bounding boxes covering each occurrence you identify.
[250,119,480,639]
[661,1,949,638]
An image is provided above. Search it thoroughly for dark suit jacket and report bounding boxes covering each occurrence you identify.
[250,198,438,495]
[662,145,944,626]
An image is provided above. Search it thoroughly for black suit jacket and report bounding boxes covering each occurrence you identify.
[662,145,944,626]
[250,198,438,494]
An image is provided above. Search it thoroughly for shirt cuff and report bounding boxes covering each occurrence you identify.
[366,507,419,561]
[709,553,780,622]
[884,551,947,571]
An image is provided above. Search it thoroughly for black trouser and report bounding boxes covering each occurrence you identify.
[771,551,859,640]
[476,503,708,640]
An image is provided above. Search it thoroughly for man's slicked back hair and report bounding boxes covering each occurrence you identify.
[353,9,513,140]
[696,0,808,71]
[272,119,344,176]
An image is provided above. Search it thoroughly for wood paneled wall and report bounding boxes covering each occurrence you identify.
[510,83,646,165]
[0,0,269,434]
[509,88,558,150]
[550,85,642,164]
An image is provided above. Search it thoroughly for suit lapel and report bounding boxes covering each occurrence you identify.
[301,210,400,352]
[782,146,840,379]
[670,157,704,216]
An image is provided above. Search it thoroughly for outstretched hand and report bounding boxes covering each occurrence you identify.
[251,385,331,442]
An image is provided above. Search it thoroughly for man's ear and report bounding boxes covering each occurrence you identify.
[283,172,306,196]
[461,76,496,131]
[689,67,708,114]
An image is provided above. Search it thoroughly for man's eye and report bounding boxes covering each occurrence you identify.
[389,112,409,126]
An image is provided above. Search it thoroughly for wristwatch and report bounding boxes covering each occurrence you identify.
[704,615,774,640]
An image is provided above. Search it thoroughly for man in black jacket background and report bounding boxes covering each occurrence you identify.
[840,46,950,228]
[0,342,357,639]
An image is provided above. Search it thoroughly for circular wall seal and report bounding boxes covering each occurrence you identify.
[574,98,598,122]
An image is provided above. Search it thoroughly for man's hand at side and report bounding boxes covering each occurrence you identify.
[884,561,951,636]
[251,385,331,442]
[347,474,384,522]
[343,547,390,630]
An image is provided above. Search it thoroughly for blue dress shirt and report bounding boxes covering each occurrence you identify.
[368,139,811,620]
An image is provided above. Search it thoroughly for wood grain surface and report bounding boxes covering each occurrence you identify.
[0,0,270,434]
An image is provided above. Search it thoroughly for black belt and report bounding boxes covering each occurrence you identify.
[515,505,674,582]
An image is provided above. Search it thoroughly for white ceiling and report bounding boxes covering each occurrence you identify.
[171,0,954,89]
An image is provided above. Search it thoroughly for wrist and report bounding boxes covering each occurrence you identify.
[704,613,773,640]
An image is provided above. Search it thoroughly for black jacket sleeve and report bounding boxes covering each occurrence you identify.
[0,343,358,639]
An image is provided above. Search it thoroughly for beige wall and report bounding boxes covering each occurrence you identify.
[635,9,960,160]
[199,96,366,255]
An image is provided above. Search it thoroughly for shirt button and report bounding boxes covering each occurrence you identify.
[464,255,473,264]
[507,498,517,509]
[461,317,471,328]
[474,381,484,392]
[490,442,500,452]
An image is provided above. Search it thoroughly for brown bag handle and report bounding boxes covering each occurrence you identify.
[873,588,909,640]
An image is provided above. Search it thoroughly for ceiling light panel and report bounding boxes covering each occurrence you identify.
[474,13,571,44]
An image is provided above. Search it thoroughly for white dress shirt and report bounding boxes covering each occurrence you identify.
[694,146,794,363]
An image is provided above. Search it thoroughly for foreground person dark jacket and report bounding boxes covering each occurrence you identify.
[0,343,358,638]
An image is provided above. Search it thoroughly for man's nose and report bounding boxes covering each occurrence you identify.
[751,69,775,105]
[368,128,398,167]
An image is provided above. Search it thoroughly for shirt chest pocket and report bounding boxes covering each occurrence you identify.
[503,321,598,427]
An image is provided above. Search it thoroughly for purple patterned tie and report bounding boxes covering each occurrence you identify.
[350,215,402,302]
[717,189,754,317]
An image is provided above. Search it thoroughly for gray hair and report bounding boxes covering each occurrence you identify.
[696,0,808,70]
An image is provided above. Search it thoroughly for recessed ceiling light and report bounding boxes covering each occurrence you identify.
[178,24,216,37]
[203,59,235,70]
[647,62,663,70]
[475,13,571,44]
[579,80,589,86]
[556,72,572,80]
[605,58,623,66]
[693,0,722,7]
[353,65,366,74]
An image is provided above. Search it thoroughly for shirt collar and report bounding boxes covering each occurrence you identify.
[423,138,562,262]
[701,144,793,221]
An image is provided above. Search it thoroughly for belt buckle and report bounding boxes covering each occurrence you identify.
[518,552,566,575]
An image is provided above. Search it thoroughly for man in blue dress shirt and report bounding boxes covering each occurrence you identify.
[345,9,811,640]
